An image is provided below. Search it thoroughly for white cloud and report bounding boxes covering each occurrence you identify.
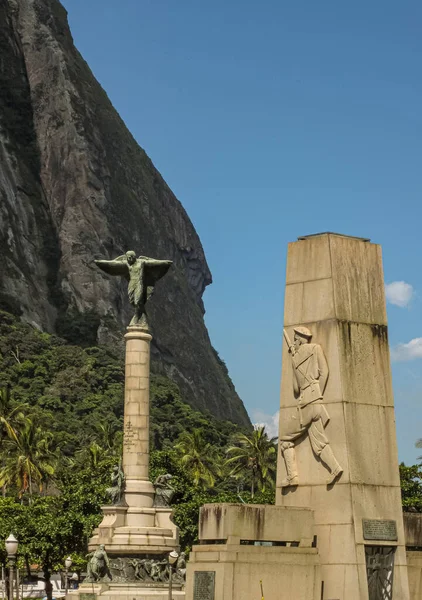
[253,410,279,439]
[385,281,414,308]
[391,338,422,362]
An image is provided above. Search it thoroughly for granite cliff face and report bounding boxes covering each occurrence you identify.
[0,0,250,426]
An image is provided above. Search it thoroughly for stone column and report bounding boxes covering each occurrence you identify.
[276,233,410,600]
[123,326,155,510]
[88,323,180,550]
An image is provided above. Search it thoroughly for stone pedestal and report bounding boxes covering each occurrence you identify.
[82,326,181,599]
[68,583,185,600]
[186,503,320,600]
[276,233,409,600]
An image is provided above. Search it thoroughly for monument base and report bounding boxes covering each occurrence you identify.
[187,544,319,600]
[88,504,178,554]
[185,503,321,600]
[67,581,185,600]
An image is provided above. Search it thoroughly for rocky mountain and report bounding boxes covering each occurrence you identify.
[0,0,250,427]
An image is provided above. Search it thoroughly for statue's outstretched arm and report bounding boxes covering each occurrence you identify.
[144,259,173,287]
[143,258,173,267]
[95,258,130,280]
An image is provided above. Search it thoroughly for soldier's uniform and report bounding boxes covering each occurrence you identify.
[281,341,330,454]
[280,327,343,487]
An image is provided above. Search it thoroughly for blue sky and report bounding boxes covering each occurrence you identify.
[61,0,422,464]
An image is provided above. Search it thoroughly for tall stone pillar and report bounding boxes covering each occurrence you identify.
[276,233,409,600]
[123,327,155,511]
[83,253,181,598]
[88,327,178,555]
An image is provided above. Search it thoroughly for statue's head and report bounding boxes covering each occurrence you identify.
[99,544,105,550]
[293,326,312,350]
[126,250,136,265]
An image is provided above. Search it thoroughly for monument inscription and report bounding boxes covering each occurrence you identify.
[362,519,398,541]
[123,420,135,448]
[193,571,215,600]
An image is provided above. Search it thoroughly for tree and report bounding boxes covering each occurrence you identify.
[93,422,123,455]
[0,385,27,439]
[400,463,422,512]
[0,386,28,496]
[174,429,221,489]
[225,426,277,497]
[416,438,422,461]
[0,417,56,500]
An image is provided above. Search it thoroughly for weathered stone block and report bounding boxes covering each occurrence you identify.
[330,234,387,324]
[283,283,304,326]
[286,235,331,284]
[302,278,335,322]
[338,320,394,407]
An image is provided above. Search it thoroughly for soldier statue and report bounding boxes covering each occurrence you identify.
[95,251,172,328]
[280,326,343,487]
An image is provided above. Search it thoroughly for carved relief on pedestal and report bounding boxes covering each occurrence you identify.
[108,553,186,583]
[280,327,343,487]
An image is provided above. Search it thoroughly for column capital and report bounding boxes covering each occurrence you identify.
[124,327,153,343]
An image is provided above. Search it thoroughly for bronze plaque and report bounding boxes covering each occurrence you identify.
[362,519,397,541]
[193,571,215,600]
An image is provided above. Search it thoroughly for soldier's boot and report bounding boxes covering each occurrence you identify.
[280,446,299,488]
[320,444,343,485]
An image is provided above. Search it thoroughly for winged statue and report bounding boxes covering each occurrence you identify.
[95,250,172,328]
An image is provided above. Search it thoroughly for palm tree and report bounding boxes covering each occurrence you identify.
[416,438,422,460]
[174,429,220,489]
[94,422,123,456]
[76,439,105,468]
[0,386,28,496]
[0,417,56,500]
[225,426,277,497]
[74,422,123,468]
[0,385,27,437]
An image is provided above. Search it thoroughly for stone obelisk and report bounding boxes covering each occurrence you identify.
[276,233,409,600]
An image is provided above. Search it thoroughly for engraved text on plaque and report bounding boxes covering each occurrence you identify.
[362,519,398,542]
[193,571,215,600]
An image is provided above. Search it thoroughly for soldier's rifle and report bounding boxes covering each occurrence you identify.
[283,328,296,356]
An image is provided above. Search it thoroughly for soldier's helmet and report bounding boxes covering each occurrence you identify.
[293,326,312,340]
